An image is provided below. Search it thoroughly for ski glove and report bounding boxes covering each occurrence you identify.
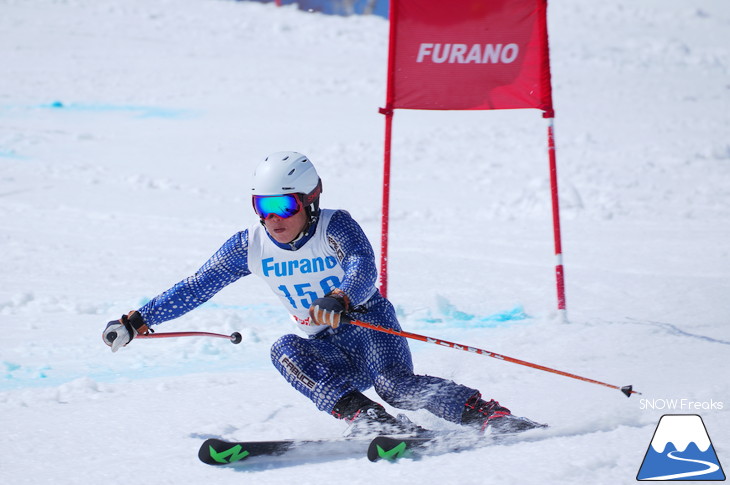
[102,311,149,352]
[309,289,350,329]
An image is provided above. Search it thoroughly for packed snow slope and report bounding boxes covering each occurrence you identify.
[1,1,728,484]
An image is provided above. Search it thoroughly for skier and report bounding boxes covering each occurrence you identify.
[103,151,543,436]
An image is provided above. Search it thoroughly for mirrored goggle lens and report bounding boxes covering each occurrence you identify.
[253,194,302,219]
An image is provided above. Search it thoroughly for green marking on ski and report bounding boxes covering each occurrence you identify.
[377,441,408,461]
[209,444,250,464]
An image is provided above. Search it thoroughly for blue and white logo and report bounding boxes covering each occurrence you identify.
[637,414,725,481]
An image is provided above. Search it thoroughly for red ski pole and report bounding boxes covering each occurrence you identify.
[344,317,639,398]
[136,331,242,344]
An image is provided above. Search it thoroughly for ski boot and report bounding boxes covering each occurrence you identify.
[461,393,547,435]
[332,391,427,438]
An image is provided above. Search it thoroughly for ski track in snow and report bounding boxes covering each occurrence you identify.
[625,318,730,346]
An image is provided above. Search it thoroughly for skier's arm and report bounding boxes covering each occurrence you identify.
[102,230,251,351]
[325,210,378,306]
[138,230,251,325]
[309,210,378,327]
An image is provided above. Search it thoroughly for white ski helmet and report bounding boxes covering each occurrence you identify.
[251,151,323,220]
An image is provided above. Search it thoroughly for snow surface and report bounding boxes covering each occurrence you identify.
[1,0,729,484]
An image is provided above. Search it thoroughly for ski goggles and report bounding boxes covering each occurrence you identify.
[252,194,303,220]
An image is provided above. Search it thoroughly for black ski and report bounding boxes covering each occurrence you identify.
[199,437,371,466]
[200,417,548,465]
[368,418,550,462]
[368,432,525,462]
[367,435,436,461]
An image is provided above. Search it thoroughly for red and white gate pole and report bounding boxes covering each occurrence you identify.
[546,114,567,322]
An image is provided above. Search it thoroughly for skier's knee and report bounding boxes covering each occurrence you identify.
[270,333,303,364]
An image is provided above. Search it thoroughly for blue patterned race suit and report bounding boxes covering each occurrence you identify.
[138,209,477,424]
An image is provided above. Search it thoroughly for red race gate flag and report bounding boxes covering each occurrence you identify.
[380,0,565,317]
[386,0,553,113]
